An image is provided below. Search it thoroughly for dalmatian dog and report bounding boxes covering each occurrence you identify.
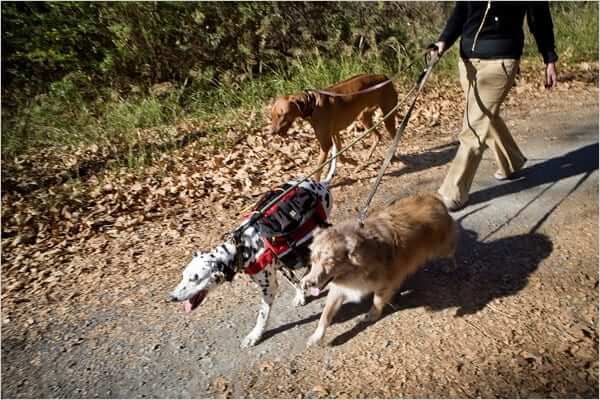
[169,145,336,348]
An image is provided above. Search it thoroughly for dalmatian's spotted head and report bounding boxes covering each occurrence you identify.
[169,243,236,312]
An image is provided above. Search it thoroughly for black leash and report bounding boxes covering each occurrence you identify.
[357,48,440,225]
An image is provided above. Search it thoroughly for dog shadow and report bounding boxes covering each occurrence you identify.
[258,290,328,343]
[326,227,553,346]
[330,141,458,189]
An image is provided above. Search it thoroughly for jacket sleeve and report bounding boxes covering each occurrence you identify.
[438,2,467,49]
[526,2,559,63]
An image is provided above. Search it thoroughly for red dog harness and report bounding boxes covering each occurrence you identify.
[243,184,327,275]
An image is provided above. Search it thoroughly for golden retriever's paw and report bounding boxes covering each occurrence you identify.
[306,332,325,347]
[361,309,380,324]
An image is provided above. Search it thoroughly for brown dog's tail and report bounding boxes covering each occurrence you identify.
[322,143,337,186]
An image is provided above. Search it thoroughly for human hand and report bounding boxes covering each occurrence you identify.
[545,62,557,89]
[429,41,446,57]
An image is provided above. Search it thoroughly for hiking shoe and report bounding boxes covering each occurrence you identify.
[494,170,519,181]
[494,160,527,181]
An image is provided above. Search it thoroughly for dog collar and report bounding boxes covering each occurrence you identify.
[300,90,317,118]
[222,262,236,282]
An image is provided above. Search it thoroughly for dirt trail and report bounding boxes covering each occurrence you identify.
[2,86,598,398]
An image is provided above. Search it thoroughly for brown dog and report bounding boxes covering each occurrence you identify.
[270,74,398,180]
[300,193,458,346]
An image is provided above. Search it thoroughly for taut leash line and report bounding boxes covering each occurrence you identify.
[309,51,424,98]
[357,52,439,225]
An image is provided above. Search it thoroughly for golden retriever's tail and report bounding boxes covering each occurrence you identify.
[322,143,337,186]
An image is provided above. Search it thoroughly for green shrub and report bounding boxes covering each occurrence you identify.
[2,2,597,165]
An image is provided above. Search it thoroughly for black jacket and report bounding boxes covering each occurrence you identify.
[439,1,558,63]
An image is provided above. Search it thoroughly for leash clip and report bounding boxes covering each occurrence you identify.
[356,208,367,228]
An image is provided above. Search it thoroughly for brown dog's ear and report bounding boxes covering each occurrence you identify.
[289,95,306,117]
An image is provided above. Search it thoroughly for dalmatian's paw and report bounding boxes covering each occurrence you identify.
[292,291,307,307]
[241,332,261,348]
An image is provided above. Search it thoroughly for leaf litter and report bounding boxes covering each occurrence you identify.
[1,62,597,331]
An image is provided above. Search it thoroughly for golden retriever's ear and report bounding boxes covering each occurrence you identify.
[345,233,363,265]
[312,226,322,237]
[312,225,329,239]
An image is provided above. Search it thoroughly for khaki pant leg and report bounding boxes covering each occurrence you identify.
[488,112,527,176]
[478,59,526,175]
[439,58,523,203]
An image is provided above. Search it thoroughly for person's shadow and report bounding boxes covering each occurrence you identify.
[263,143,595,345]
[331,141,459,189]
[469,142,598,207]
[326,226,553,346]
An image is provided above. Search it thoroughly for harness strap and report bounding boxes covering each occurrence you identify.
[299,91,317,118]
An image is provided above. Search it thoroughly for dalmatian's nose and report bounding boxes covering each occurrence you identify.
[168,294,179,302]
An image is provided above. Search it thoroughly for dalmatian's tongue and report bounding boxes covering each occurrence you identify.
[310,287,321,297]
[183,290,207,313]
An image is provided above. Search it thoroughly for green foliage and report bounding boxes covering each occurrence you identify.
[1,1,597,167]
[2,2,446,96]
[545,2,599,63]
[2,1,447,161]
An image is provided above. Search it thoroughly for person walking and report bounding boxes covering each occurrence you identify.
[432,1,558,211]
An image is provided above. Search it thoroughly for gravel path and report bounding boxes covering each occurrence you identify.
[2,89,598,398]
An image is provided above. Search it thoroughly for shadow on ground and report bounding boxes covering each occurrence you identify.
[326,227,553,346]
[265,141,598,346]
[331,141,459,189]
[262,225,553,346]
[469,142,599,207]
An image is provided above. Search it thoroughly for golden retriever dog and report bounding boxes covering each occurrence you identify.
[300,193,458,346]
[269,74,398,180]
